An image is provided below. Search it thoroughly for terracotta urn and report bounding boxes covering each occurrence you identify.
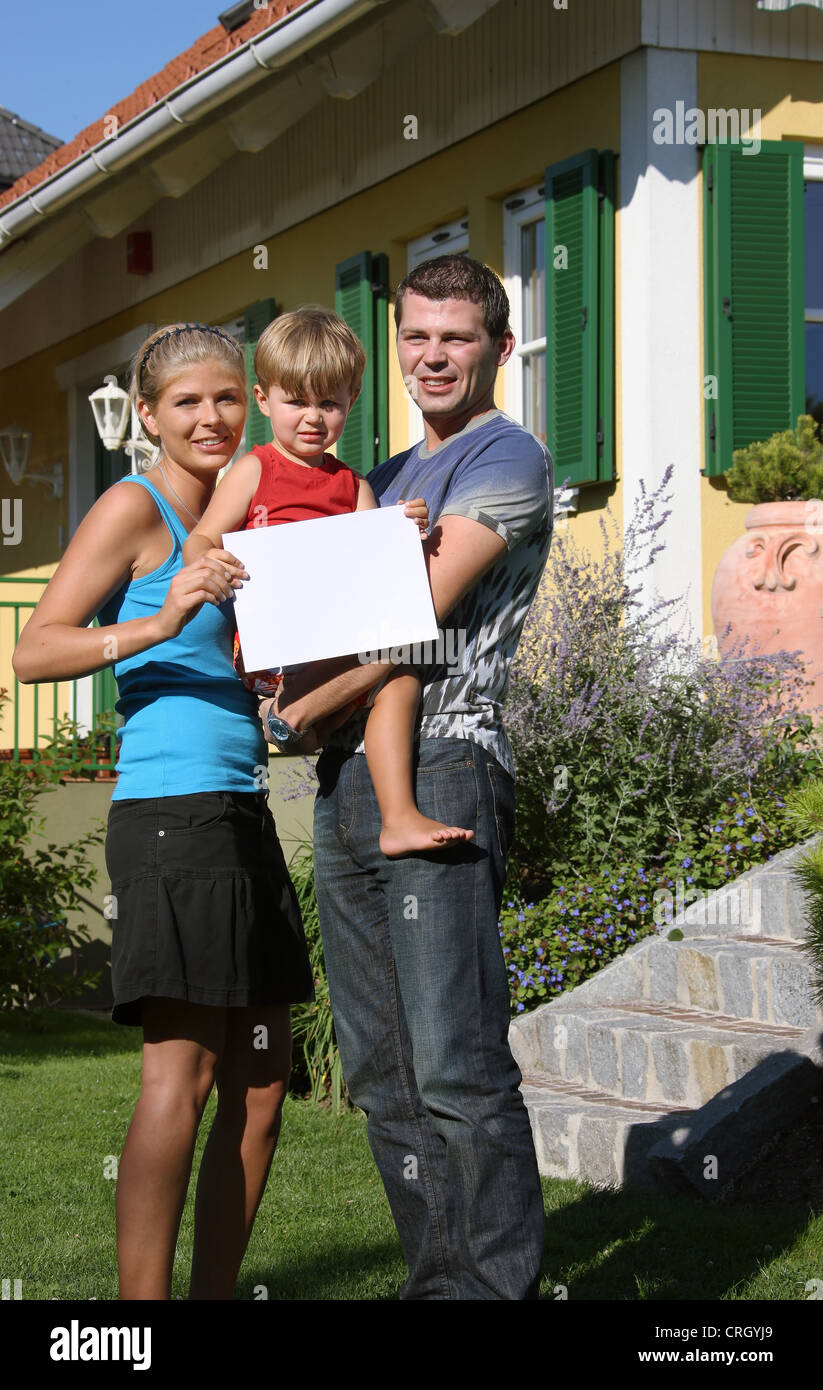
[711,500,823,716]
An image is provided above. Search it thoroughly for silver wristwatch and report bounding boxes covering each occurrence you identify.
[265,709,305,753]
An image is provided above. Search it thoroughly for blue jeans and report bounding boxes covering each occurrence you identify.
[313,737,545,1299]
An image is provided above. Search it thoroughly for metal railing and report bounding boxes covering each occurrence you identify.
[0,576,118,772]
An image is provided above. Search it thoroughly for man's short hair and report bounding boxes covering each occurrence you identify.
[393,255,511,341]
[254,307,366,398]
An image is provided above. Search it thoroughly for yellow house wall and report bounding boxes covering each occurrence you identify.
[697,53,823,639]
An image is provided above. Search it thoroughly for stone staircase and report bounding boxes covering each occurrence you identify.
[509,840,823,1197]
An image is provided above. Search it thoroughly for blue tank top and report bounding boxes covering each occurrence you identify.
[98,474,266,800]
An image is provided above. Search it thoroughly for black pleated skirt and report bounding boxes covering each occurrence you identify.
[105,790,313,1026]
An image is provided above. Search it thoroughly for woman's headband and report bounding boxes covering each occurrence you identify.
[138,322,244,391]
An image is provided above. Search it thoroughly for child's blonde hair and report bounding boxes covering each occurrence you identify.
[254,307,366,399]
[130,322,246,443]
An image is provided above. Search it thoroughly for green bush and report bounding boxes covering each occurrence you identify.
[501,788,802,1016]
[0,694,104,1011]
[724,413,823,503]
[504,467,814,889]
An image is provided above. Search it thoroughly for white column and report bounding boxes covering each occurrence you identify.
[619,47,703,640]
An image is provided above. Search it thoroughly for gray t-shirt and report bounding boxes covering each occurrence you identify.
[329,409,553,775]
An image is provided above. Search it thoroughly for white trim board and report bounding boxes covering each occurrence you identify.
[619,46,703,641]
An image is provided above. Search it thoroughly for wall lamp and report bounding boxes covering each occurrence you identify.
[0,425,64,498]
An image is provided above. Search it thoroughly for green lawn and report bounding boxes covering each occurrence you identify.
[1,1010,821,1301]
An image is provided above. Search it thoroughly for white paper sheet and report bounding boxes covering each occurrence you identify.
[223,504,439,672]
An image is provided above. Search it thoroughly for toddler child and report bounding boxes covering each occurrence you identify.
[183,307,473,858]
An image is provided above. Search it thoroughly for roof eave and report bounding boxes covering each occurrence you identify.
[0,0,385,248]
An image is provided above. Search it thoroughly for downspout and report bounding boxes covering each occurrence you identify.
[0,0,385,247]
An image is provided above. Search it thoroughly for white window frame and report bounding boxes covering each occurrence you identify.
[503,183,578,517]
[803,149,823,443]
[405,219,470,447]
[804,149,823,322]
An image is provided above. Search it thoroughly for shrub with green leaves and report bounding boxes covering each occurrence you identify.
[0,694,104,1010]
[500,788,802,1016]
[504,466,814,887]
[724,413,823,503]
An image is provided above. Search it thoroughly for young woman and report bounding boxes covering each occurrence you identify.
[13,322,313,1300]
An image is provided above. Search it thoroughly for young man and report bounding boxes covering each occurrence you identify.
[262,256,553,1299]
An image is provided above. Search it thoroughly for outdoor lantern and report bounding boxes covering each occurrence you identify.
[0,424,32,485]
[89,375,130,450]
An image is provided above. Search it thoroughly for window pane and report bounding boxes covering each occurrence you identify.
[806,181,823,311]
[522,348,546,441]
[520,217,545,343]
[806,322,823,439]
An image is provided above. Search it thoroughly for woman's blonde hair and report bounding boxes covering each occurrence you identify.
[130,322,246,443]
[254,307,366,398]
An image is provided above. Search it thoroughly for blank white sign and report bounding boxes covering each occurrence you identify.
[223,504,439,672]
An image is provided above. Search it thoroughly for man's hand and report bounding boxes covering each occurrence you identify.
[400,497,429,538]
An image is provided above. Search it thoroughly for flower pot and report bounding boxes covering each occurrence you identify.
[711,500,823,716]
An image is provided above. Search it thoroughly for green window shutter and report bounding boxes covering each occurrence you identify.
[597,150,615,485]
[243,298,276,449]
[544,149,614,487]
[335,252,389,475]
[703,140,805,476]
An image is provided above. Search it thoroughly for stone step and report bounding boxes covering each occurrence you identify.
[675,849,815,942]
[521,1035,823,1194]
[565,933,817,1028]
[511,840,823,1193]
[520,1072,688,1187]
[642,935,817,1027]
[512,999,807,1108]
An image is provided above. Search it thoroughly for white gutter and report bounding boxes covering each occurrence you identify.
[0,0,386,247]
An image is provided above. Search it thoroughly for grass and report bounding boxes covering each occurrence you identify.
[1,1009,821,1301]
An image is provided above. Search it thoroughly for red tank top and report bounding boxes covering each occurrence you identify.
[244,444,360,528]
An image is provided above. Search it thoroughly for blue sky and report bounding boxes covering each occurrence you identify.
[1,0,224,141]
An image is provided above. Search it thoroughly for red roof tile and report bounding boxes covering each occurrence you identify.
[0,2,302,212]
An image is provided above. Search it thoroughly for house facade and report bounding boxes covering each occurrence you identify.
[1,0,823,766]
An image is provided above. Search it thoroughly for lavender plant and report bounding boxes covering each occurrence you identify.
[504,467,814,886]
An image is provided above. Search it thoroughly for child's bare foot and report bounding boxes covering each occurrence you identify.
[379,813,474,858]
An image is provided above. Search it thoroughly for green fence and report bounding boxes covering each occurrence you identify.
[0,577,118,771]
